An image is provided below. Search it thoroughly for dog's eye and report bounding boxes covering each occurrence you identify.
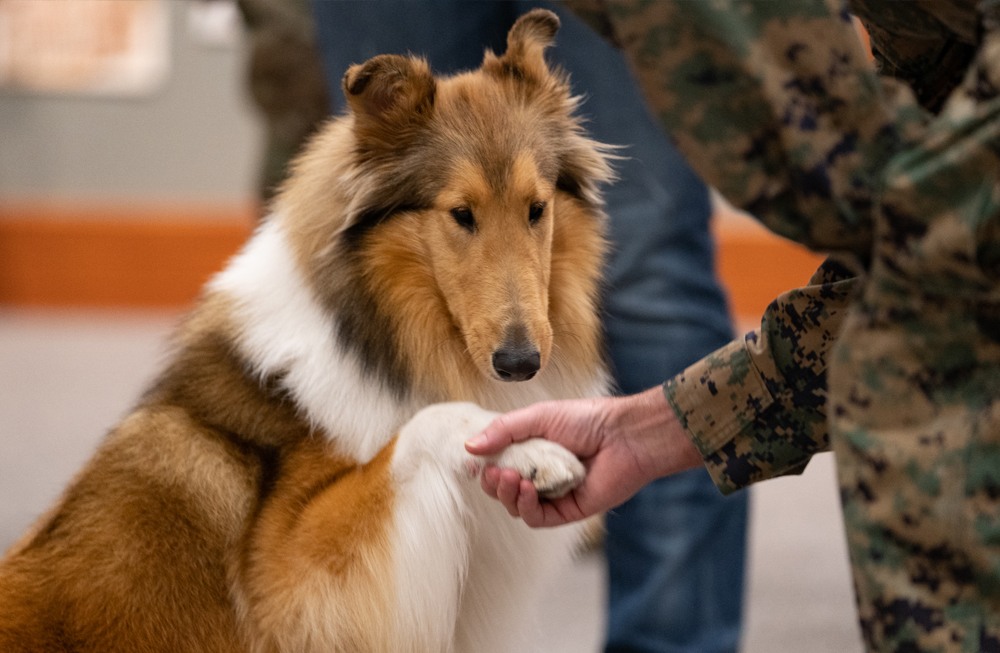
[528,201,546,225]
[450,207,476,232]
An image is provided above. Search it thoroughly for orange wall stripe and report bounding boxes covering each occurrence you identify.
[0,202,825,320]
[713,214,827,322]
[0,202,255,308]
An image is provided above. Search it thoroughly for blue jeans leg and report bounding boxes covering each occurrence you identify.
[605,469,749,653]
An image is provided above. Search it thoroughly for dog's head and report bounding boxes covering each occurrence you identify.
[286,10,611,397]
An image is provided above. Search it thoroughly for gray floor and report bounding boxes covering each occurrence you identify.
[0,309,864,652]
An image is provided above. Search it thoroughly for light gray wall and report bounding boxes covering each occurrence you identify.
[0,2,263,210]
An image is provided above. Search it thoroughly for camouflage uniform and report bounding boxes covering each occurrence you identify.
[570,0,1000,650]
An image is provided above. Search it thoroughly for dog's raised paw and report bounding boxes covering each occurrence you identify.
[491,439,585,499]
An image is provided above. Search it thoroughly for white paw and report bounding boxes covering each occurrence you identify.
[490,439,585,499]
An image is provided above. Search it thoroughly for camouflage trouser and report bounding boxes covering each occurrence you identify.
[834,295,1000,651]
[830,35,1000,651]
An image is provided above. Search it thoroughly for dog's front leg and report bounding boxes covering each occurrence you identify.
[393,402,585,497]
[235,437,410,653]
[390,402,586,653]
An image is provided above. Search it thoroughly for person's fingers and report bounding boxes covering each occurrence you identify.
[480,465,501,499]
[494,468,525,517]
[464,405,548,455]
[513,479,549,527]
[485,467,596,528]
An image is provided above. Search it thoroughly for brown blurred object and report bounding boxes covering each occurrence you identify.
[237,0,330,207]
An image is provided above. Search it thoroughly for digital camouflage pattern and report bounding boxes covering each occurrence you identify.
[668,256,858,492]
[568,0,1000,650]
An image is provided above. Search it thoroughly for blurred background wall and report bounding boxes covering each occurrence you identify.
[0,0,260,206]
[0,0,262,307]
[0,0,822,314]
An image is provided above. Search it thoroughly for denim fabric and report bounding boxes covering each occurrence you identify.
[310,3,748,650]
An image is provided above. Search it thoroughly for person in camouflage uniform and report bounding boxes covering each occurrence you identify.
[469,0,1000,650]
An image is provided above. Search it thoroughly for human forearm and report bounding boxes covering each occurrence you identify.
[667,257,859,493]
[603,386,703,484]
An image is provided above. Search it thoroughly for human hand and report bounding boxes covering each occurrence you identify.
[464,386,703,528]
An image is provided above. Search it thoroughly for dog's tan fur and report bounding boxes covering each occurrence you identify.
[0,10,611,652]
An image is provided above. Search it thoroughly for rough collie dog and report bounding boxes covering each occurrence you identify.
[0,9,611,653]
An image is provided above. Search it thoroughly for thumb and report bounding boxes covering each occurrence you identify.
[464,405,545,455]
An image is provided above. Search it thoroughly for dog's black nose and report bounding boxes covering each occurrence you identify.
[492,347,541,381]
[492,324,541,382]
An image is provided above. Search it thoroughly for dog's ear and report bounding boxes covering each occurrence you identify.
[343,54,436,139]
[484,8,560,84]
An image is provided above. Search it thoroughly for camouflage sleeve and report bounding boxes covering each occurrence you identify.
[574,0,917,258]
[664,257,858,494]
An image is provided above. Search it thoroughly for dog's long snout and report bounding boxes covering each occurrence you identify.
[492,325,541,382]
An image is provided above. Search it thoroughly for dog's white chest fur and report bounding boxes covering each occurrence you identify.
[211,217,420,460]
